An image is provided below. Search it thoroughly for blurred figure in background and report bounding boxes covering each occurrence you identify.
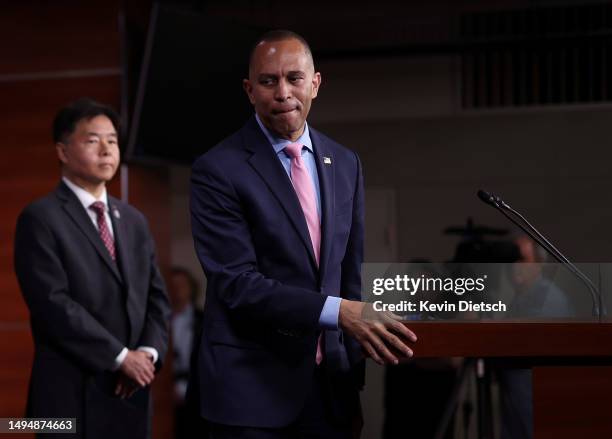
[498,235,572,439]
[507,235,572,318]
[168,267,204,439]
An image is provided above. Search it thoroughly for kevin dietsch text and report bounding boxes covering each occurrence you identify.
[373,299,507,313]
[369,274,507,314]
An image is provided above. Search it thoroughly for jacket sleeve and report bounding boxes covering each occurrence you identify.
[340,152,367,381]
[14,207,125,372]
[340,151,365,303]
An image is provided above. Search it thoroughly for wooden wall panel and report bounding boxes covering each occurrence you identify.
[0,274,26,322]
[0,328,33,417]
[0,1,120,75]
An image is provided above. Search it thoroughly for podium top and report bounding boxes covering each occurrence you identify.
[403,321,612,358]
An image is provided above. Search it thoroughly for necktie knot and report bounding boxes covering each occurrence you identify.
[89,201,106,217]
[284,143,303,159]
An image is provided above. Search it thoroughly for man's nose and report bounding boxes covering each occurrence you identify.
[274,79,291,101]
[99,139,112,155]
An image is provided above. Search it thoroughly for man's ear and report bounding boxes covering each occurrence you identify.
[56,142,68,164]
[311,72,322,99]
[243,78,256,105]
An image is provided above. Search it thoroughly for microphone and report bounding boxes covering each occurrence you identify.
[476,189,602,317]
[476,190,496,207]
[477,189,509,210]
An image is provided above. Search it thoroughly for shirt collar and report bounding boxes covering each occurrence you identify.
[62,176,109,212]
[255,113,313,155]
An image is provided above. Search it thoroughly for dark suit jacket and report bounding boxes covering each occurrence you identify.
[190,117,365,428]
[14,181,170,439]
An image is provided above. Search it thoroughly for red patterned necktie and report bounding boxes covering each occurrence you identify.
[89,201,116,260]
[284,143,324,364]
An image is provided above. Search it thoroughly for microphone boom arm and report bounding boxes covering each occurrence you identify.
[478,190,602,318]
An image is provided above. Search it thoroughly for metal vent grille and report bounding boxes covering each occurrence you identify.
[460,2,612,109]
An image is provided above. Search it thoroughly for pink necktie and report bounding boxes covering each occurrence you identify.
[284,143,323,364]
[90,201,116,260]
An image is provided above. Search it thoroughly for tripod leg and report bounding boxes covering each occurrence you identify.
[433,358,473,439]
[476,358,494,439]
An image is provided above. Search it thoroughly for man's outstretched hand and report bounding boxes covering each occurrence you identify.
[339,300,417,365]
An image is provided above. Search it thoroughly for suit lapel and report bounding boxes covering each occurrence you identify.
[310,128,335,282]
[108,199,130,287]
[244,118,318,268]
[109,198,140,343]
[56,182,123,285]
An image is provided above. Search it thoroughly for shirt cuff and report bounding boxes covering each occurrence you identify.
[113,347,128,370]
[137,346,159,364]
[318,296,341,330]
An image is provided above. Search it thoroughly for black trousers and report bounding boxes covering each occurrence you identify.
[208,366,358,439]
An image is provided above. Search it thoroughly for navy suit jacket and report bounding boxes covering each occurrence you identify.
[14,182,170,439]
[190,116,365,428]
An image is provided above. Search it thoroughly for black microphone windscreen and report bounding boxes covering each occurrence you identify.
[477,189,495,206]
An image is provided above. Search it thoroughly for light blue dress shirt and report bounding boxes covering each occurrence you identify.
[255,115,340,330]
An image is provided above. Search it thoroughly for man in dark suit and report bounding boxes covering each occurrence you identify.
[14,98,171,439]
[190,30,417,438]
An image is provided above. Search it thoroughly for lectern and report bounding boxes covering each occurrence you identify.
[407,321,612,438]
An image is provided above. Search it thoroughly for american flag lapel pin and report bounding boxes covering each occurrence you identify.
[323,156,332,165]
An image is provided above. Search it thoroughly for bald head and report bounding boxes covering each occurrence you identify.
[248,30,314,77]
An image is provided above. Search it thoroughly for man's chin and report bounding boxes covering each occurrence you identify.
[270,122,305,140]
[97,170,118,182]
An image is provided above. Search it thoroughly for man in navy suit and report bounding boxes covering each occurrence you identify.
[14,98,170,439]
[190,30,417,438]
